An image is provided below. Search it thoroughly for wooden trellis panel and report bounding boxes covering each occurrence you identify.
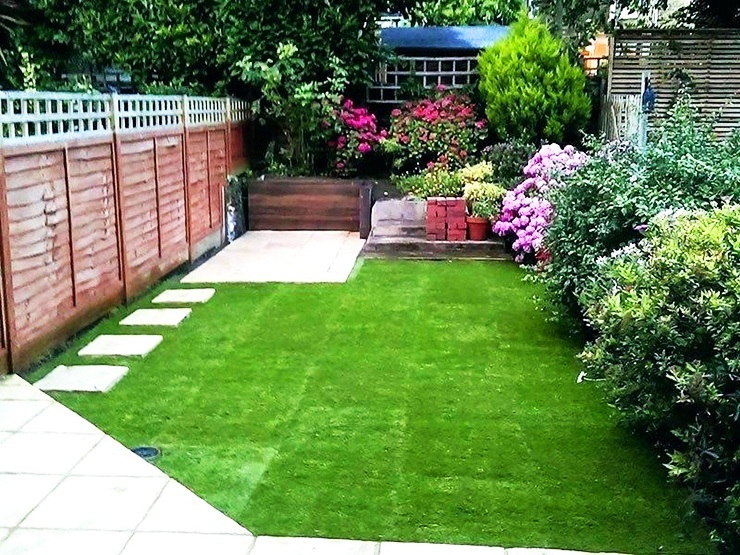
[609,29,740,137]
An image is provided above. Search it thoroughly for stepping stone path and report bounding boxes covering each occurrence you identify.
[120,308,192,327]
[79,335,163,358]
[152,288,215,304]
[35,365,129,393]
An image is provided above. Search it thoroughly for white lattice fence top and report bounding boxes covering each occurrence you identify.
[0,91,250,146]
[187,97,227,127]
[0,91,113,145]
[231,99,250,123]
[115,95,183,132]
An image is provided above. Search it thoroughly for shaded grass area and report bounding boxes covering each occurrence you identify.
[30,260,714,554]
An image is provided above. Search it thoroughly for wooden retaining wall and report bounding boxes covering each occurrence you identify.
[248,177,361,231]
[0,92,250,373]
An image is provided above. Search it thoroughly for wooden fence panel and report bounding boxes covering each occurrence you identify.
[67,143,121,307]
[608,29,740,138]
[0,91,250,373]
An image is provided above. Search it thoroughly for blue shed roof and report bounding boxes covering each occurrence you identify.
[380,25,510,51]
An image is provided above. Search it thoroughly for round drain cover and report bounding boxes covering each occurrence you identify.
[131,446,161,461]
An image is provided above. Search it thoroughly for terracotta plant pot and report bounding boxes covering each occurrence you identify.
[466,216,490,241]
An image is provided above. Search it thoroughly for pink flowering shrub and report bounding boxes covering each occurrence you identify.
[328,99,386,176]
[494,144,587,263]
[384,87,487,175]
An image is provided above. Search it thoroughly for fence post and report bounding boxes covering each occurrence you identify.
[110,93,131,302]
[0,111,18,373]
[181,95,193,260]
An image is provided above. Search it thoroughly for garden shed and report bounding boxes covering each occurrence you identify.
[367,25,510,104]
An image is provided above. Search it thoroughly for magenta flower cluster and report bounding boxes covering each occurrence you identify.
[387,86,487,174]
[329,99,386,176]
[494,144,587,263]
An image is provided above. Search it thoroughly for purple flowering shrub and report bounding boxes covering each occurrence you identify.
[493,144,587,263]
[328,99,386,176]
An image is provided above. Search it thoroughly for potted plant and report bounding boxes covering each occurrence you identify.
[467,199,494,240]
[462,179,506,241]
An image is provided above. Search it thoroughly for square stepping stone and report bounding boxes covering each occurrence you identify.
[35,365,129,393]
[152,289,215,304]
[120,308,192,327]
[78,335,162,358]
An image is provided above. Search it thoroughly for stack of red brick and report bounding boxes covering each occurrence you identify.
[426,197,467,241]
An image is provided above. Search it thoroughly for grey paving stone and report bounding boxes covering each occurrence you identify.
[34,365,129,393]
[120,308,192,327]
[0,474,64,527]
[78,335,162,357]
[121,532,254,555]
[0,433,100,474]
[152,288,215,304]
[0,400,52,432]
[137,480,249,535]
[381,542,506,555]
[0,376,50,400]
[71,436,164,478]
[20,404,104,436]
[251,536,378,555]
[20,475,167,530]
[0,529,130,555]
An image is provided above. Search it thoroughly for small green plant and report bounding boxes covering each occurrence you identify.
[477,15,590,144]
[463,180,506,216]
[470,198,495,218]
[392,167,464,198]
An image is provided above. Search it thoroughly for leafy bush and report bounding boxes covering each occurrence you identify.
[542,94,740,321]
[384,88,487,175]
[459,162,506,217]
[328,99,386,177]
[581,206,740,551]
[493,144,586,262]
[479,140,538,186]
[392,167,464,199]
[477,16,590,144]
[236,43,346,174]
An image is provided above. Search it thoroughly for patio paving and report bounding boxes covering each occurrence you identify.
[152,288,215,304]
[120,308,192,327]
[78,335,163,358]
[181,231,365,284]
[34,365,129,393]
[0,374,630,554]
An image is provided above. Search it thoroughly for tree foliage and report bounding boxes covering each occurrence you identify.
[9,0,408,93]
[398,0,522,26]
[477,15,590,144]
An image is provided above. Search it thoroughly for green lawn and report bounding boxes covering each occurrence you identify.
[31,260,714,554]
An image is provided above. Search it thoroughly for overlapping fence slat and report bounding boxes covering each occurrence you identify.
[0,91,250,373]
[606,29,740,138]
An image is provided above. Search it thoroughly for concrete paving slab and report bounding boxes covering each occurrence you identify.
[0,529,131,555]
[20,475,168,531]
[20,403,104,436]
[0,375,50,400]
[121,532,254,555]
[0,433,100,474]
[0,400,51,432]
[0,474,64,527]
[120,308,192,327]
[137,480,248,535]
[181,231,365,284]
[152,288,215,304]
[34,365,129,393]
[251,536,378,555]
[71,436,164,478]
[380,543,506,555]
[78,335,163,358]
